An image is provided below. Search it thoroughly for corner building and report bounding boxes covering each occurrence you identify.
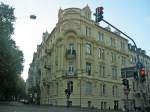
[31,6,130,109]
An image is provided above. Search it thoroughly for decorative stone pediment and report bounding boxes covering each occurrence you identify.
[64,29,77,37]
[63,8,80,14]
[60,21,80,36]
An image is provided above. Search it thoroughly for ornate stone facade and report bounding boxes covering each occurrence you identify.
[27,5,150,110]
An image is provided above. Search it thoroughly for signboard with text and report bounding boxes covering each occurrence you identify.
[121,66,136,78]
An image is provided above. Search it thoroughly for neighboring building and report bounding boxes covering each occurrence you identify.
[126,44,150,110]
[27,52,41,104]
[27,5,150,110]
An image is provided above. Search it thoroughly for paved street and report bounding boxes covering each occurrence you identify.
[0,102,124,112]
[0,102,84,112]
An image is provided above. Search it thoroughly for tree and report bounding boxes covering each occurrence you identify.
[0,2,24,100]
[15,76,26,99]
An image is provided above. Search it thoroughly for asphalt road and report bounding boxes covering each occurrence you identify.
[0,102,84,112]
[0,102,123,112]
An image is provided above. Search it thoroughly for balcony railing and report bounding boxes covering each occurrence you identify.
[42,79,50,87]
[146,92,150,99]
[133,91,141,97]
[45,48,51,54]
[44,64,51,70]
[65,49,76,59]
[62,71,77,78]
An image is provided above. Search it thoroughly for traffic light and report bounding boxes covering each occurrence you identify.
[65,89,71,99]
[65,89,68,94]
[139,68,145,77]
[141,77,146,82]
[133,71,139,80]
[67,81,73,93]
[122,79,129,89]
[70,81,73,92]
[122,79,127,85]
[139,67,146,82]
[95,7,104,23]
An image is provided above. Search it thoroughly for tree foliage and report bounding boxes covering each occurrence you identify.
[0,2,24,100]
[16,76,26,99]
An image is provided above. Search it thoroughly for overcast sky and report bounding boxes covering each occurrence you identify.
[1,0,150,81]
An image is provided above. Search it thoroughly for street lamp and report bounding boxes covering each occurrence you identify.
[30,15,36,20]
[15,14,37,20]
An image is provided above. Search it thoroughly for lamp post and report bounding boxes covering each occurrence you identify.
[30,15,37,20]
[15,14,37,20]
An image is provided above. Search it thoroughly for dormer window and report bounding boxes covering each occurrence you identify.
[82,5,91,19]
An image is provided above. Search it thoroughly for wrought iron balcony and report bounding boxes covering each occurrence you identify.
[65,49,76,59]
[62,71,77,78]
[42,79,50,87]
[67,71,75,76]
[45,48,51,54]
[44,64,51,70]
[133,91,141,97]
[147,94,150,99]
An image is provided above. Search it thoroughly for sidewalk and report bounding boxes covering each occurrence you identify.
[0,101,24,106]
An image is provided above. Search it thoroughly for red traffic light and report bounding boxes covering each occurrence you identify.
[95,6,104,22]
[96,7,104,14]
[140,68,145,77]
[124,89,129,96]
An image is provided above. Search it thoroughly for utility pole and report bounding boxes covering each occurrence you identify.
[94,6,146,111]
[123,72,130,112]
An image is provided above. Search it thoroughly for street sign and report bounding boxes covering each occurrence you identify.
[121,66,136,78]
[136,62,143,69]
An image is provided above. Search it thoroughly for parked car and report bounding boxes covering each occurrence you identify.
[20,99,29,104]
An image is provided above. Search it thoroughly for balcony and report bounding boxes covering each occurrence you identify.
[42,78,50,87]
[45,48,51,55]
[147,93,150,99]
[62,71,77,78]
[44,64,51,70]
[133,91,141,97]
[65,49,76,59]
